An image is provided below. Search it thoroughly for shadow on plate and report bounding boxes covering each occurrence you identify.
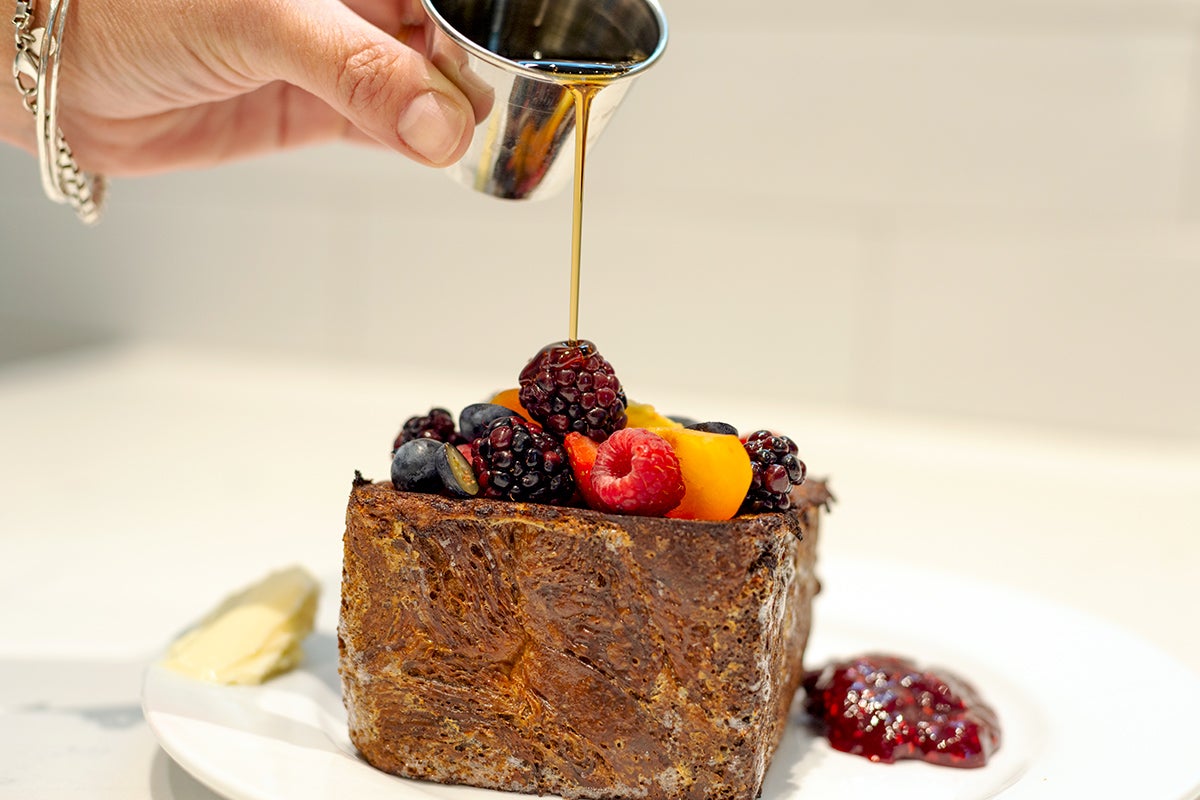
[149,747,227,800]
[303,631,341,697]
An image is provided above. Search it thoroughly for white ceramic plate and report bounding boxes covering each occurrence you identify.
[142,560,1200,800]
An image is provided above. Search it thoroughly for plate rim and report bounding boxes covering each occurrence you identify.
[143,559,1200,800]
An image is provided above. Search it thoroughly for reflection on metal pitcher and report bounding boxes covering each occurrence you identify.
[421,0,668,200]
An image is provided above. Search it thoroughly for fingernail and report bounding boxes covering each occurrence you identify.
[397,91,467,165]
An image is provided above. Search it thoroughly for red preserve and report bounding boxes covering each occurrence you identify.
[803,653,1001,768]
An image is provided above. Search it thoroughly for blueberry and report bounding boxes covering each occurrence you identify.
[459,403,520,442]
[436,442,479,498]
[391,439,443,492]
[686,421,739,436]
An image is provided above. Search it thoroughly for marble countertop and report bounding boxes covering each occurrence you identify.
[2,342,1198,799]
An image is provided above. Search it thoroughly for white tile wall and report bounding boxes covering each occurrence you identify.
[872,222,1200,437]
[1,2,1198,440]
[601,27,1194,222]
[670,0,1200,30]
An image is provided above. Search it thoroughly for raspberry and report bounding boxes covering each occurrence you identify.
[518,340,627,442]
[471,417,575,504]
[741,430,806,512]
[591,428,685,516]
[394,407,464,452]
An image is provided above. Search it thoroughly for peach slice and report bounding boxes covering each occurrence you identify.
[652,427,752,521]
[489,388,533,421]
[625,401,683,430]
[563,432,604,510]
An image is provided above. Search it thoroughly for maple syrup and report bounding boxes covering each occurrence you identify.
[518,59,639,343]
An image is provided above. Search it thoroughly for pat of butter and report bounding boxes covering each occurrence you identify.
[162,565,319,685]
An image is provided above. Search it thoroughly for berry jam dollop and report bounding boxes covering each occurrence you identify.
[803,653,1001,768]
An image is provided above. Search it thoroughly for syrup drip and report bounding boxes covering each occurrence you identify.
[518,59,632,343]
[566,83,598,344]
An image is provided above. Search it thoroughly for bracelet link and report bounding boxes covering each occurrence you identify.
[11,0,106,224]
[13,27,40,112]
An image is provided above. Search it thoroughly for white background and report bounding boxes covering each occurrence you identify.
[2,0,1198,441]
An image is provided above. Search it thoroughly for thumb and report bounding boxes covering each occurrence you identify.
[256,0,475,166]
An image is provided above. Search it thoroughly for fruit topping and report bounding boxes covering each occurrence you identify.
[459,402,521,442]
[393,439,480,497]
[590,428,685,516]
[653,427,752,521]
[488,388,532,420]
[625,401,683,430]
[436,442,480,498]
[741,431,806,512]
[472,417,575,504]
[518,340,627,442]
[803,653,1001,768]
[377,342,822,520]
[394,407,465,452]
[563,432,605,509]
[686,421,738,436]
[391,438,444,492]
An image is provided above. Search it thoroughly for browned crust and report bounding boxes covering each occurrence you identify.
[339,480,828,800]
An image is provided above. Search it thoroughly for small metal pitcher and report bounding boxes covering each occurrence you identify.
[422,0,668,200]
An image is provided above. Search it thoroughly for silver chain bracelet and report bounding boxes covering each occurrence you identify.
[12,0,106,224]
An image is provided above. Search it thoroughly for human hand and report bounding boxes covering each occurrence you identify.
[3,0,494,175]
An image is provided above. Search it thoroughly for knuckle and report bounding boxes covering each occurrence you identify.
[335,42,406,113]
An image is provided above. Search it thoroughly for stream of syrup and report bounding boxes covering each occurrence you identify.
[519,60,636,343]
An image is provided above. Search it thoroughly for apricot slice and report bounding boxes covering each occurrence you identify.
[651,427,752,521]
[489,388,533,421]
[626,401,683,430]
[563,432,604,510]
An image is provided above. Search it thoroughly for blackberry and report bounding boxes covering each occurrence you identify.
[394,407,464,452]
[472,417,575,504]
[741,430,806,512]
[518,340,627,442]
